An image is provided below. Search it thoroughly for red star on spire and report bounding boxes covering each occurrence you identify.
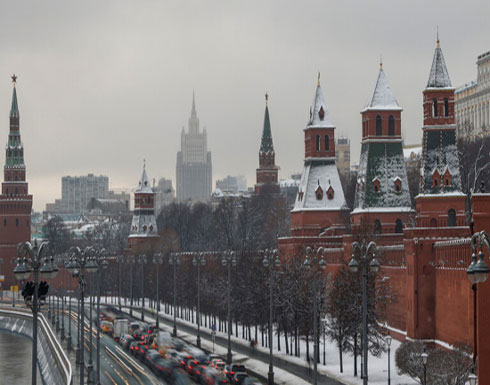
[11,74,17,84]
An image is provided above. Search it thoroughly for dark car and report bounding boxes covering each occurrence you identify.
[224,364,246,380]
[150,357,176,382]
[135,344,150,361]
[194,364,207,382]
[144,349,161,366]
[231,372,248,385]
[173,368,193,385]
[200,367,229,385]
[185,359,199,377]
[121,335,135,350]
[129,340,141,356]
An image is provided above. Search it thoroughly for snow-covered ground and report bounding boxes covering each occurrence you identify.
[97,297,417,385]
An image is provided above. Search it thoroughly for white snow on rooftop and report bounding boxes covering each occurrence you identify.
[307,83,335,128]
[427,44,452,88]
[363,67,402,112]
[293,161,347,211]
[136,166,153,193]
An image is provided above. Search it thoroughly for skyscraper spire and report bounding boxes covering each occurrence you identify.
[188,91,200,134]
[191,90,197,117]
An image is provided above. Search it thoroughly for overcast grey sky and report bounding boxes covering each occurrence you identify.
[0,0,488,211]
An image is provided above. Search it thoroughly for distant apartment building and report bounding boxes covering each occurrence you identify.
[154,178,175,214]
[216,175,247,193]
[403,144,422,174]
[336,138,350,176]
[176,94,212,201]
[45,174,119,214]
[456,50,490,137]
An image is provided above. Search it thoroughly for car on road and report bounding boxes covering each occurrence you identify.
[185,359,199,377]
[144,349,162,365]
[135,344,150,361]
[101,320,113,335]
[207,353,220,362]
[224,364,246,380]
[149,357,177,382]
[231,372,248,384]
[200,367,229,385]
[214,361,225,372]
[129,340,141,356]
[120,334,134,350]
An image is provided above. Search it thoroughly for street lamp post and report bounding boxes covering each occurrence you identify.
[304,247,327,385]
[137,254,147,321]
[262,249,280,385]
[87,269,95,384]
[349,241,380,385]
[67,246,99,385]
[386,334,392,385]
[192,252,206,348]
[152,254,163,329]
[95,249,107,385]
[56,275,60,332]
[67,256,73,351]
[14,241,58,385]
[222,251,237,365]
[117,255,123,311]
[168,253,181,337]
[466,230,490,384]
[421,349,428,385]
[129,257,134,317]
[60,257,66,340]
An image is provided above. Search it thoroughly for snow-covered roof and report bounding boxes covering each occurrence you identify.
[293,160,347,211]
[427,43,452,88]
[307,81,335,128]
[136,166,153,193]
[363,66,402,112]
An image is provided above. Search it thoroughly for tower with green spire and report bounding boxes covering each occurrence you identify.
[255,93,280,194]
[0,75,33,288]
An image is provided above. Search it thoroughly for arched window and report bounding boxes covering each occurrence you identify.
[444,98,449,117]
[433,98,438,117]
[374,219,382,234]
[448,209,457,227]
[316,135,321,151]
[388,115,395,136]
[395,219,403,233]
[376,115,382,136]
[430,218,437,227]
[324,135,329,151]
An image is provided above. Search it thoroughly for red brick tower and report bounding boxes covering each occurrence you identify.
[351,62,413,234]
[0,75,33,288]
[416,37,466,227]
[127,162,159,252]
[290,75,349,236]
[255,93,280,195]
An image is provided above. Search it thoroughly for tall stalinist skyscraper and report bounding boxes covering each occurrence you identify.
[176,93,212,201]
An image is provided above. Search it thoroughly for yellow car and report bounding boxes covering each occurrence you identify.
[101,320,113,335]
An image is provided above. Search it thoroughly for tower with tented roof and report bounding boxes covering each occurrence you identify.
[127,162,159,251]
[255,93,280,194]
[0,75,32,288]
[416,36,466,227]
[290,75,349,236]
[351,62,413,234]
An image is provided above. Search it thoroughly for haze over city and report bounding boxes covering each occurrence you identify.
[0,0,488,210]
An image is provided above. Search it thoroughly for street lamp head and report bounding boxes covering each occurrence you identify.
[473,250,490,283]
[370,257,380,273]
[468,373,477,385]
[421,350,428,365]
[13,258,28,281]
[221,257,228,267]
[319,256,327,270]
[349,257,359,273]
[168,256,173,265]
[231,255,237,268]
[262,257,269,268]
[66,257,78,275]
[304,255,311,269]
[467,252,478,284]
[274,256,281,268]
[386,334,392,347]
[85,257,98,274]
[201,256,206,266]
[101,259,109,270]
[192,257,197,267]
[39,260,53,280]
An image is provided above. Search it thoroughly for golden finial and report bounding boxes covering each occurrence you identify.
[265,92,269,106]
[317,71,321,86]
[11,74,17,87]
[436,26,440,47]
[380,54,383,69]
